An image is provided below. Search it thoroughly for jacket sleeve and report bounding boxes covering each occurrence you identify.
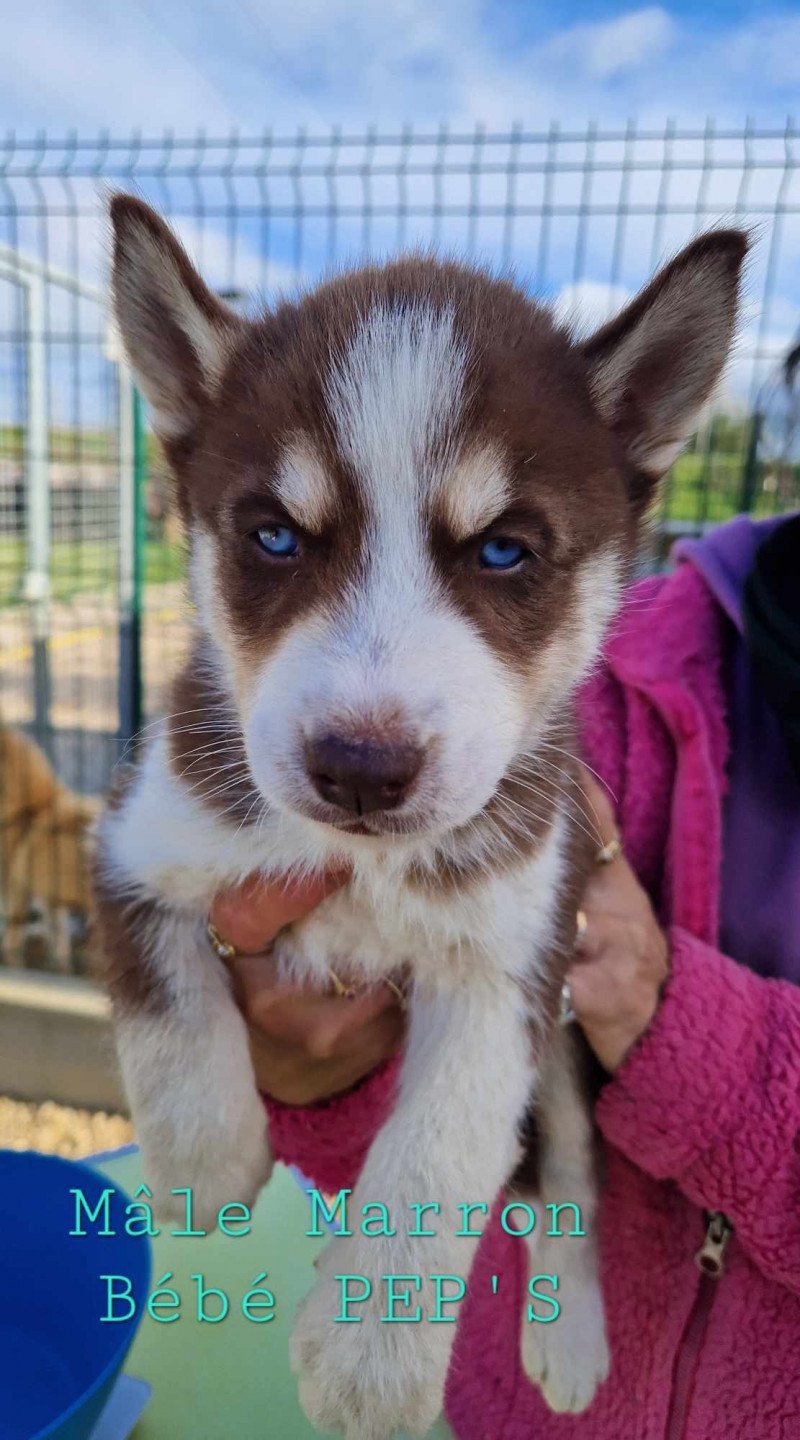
[597,926,800,1295]
[262,1055,400,1193]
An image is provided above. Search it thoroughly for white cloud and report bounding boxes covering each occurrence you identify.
[1,2,796,141]
[0,2,235,132]
[552,279,633,335]
[170,217,302,300]
[540,7,676,83]
[0,0,798,422]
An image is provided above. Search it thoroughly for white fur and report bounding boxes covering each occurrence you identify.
[105,220,744,1433]
[273,438,335,533]
[520,1030,609,1413]
[102,759,578,1437]
[189,531,257,708]
[292,975,539,1440]
[103,740,568,987]
[585,250,738,477]
[326,301,468,504]
[103,295,620,1437]
[438,443,511,540]
[112,909,272,1229]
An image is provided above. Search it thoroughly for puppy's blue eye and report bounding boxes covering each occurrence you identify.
[479,536,526,570]
[255,524,299,558]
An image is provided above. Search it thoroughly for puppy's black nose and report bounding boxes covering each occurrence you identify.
[305,734,423,815]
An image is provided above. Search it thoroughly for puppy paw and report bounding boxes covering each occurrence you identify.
[142,1092,273,1231]
[291,1249,447,1439]
[522,1269,609,1414]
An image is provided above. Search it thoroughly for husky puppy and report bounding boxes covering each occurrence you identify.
[95,197,745,1439]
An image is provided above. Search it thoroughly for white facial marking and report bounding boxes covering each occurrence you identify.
[515,545,623,748]
[272,439,334,533]
[189,528,254,706]
[237,302,531,837]
[185,303,625,845]
[438,444,511,540]
[326,301,468,501]
[570,545,624,675]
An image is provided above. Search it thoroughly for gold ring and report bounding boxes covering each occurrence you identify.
[559,980,576,1027]
[207,921,239,962]
[328,965,359,1000]
[596,833,622,866]
[384,977,409,1012]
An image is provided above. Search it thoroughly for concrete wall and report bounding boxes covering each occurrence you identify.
[0,969,126,1112]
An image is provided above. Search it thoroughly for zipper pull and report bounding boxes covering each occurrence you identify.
[695,1211,732,1277]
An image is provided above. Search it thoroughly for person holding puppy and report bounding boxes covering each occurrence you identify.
[211,510,800,1438]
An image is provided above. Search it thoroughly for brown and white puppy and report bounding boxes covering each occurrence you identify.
[94,197,745,1439]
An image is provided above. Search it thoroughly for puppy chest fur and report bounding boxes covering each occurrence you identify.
[95,196,747,1439]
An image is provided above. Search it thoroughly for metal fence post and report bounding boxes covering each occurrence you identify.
[23,271,51,752]
[117,375,145,750]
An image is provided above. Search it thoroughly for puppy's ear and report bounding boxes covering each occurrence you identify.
[581,229,748,510]
[109,194,241,441]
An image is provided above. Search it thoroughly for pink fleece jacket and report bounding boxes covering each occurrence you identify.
[266,562,800,1440]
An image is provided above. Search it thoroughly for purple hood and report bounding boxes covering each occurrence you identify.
[675,512,800,984]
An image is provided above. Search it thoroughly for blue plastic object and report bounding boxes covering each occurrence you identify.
[0,1149,151,1440]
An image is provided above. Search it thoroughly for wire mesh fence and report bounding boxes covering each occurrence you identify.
[1,123,799,972]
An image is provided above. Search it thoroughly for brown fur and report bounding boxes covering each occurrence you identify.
[110,199,746,766]
[91,764,170,1014]
[97,203,749,1426]
[164,256,631,677]
[167,646,261,825]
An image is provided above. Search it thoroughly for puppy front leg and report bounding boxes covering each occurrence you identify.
[518,1027,609,1413]
[96,889,272,1229]
[291,975,537,1440]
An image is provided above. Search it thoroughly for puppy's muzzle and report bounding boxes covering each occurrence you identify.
[305,733,423,816]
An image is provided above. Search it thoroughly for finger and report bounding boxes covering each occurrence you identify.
[305,1003,407,1071]
[565,956,611,1020]
[582,856,648,918]
[252,987,403,1067]
[210,868,349,952]
[249,1005,405,1103]
[578,765,619,849]
[570,909,618,962]
[238,963,399,1045]
[580,773,655,910]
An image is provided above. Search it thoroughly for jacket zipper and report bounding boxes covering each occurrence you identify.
[665,1212,732,1440]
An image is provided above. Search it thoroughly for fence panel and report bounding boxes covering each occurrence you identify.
[0,125,798,972]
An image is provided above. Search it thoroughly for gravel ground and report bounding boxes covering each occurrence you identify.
[0,1095,133,1159]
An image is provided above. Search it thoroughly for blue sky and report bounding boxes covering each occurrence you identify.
[1,2,798,426]
[2,1,798,134]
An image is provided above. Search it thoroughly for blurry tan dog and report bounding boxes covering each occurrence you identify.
[0,726,98,967]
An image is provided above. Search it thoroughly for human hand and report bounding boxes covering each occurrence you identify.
[209,874,406,1104]
[566,770,670,1073]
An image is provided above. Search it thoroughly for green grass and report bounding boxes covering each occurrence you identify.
[0,536,184,606]
[661,451,792,527]
[0,424,162,466]
[662,452,744,525]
